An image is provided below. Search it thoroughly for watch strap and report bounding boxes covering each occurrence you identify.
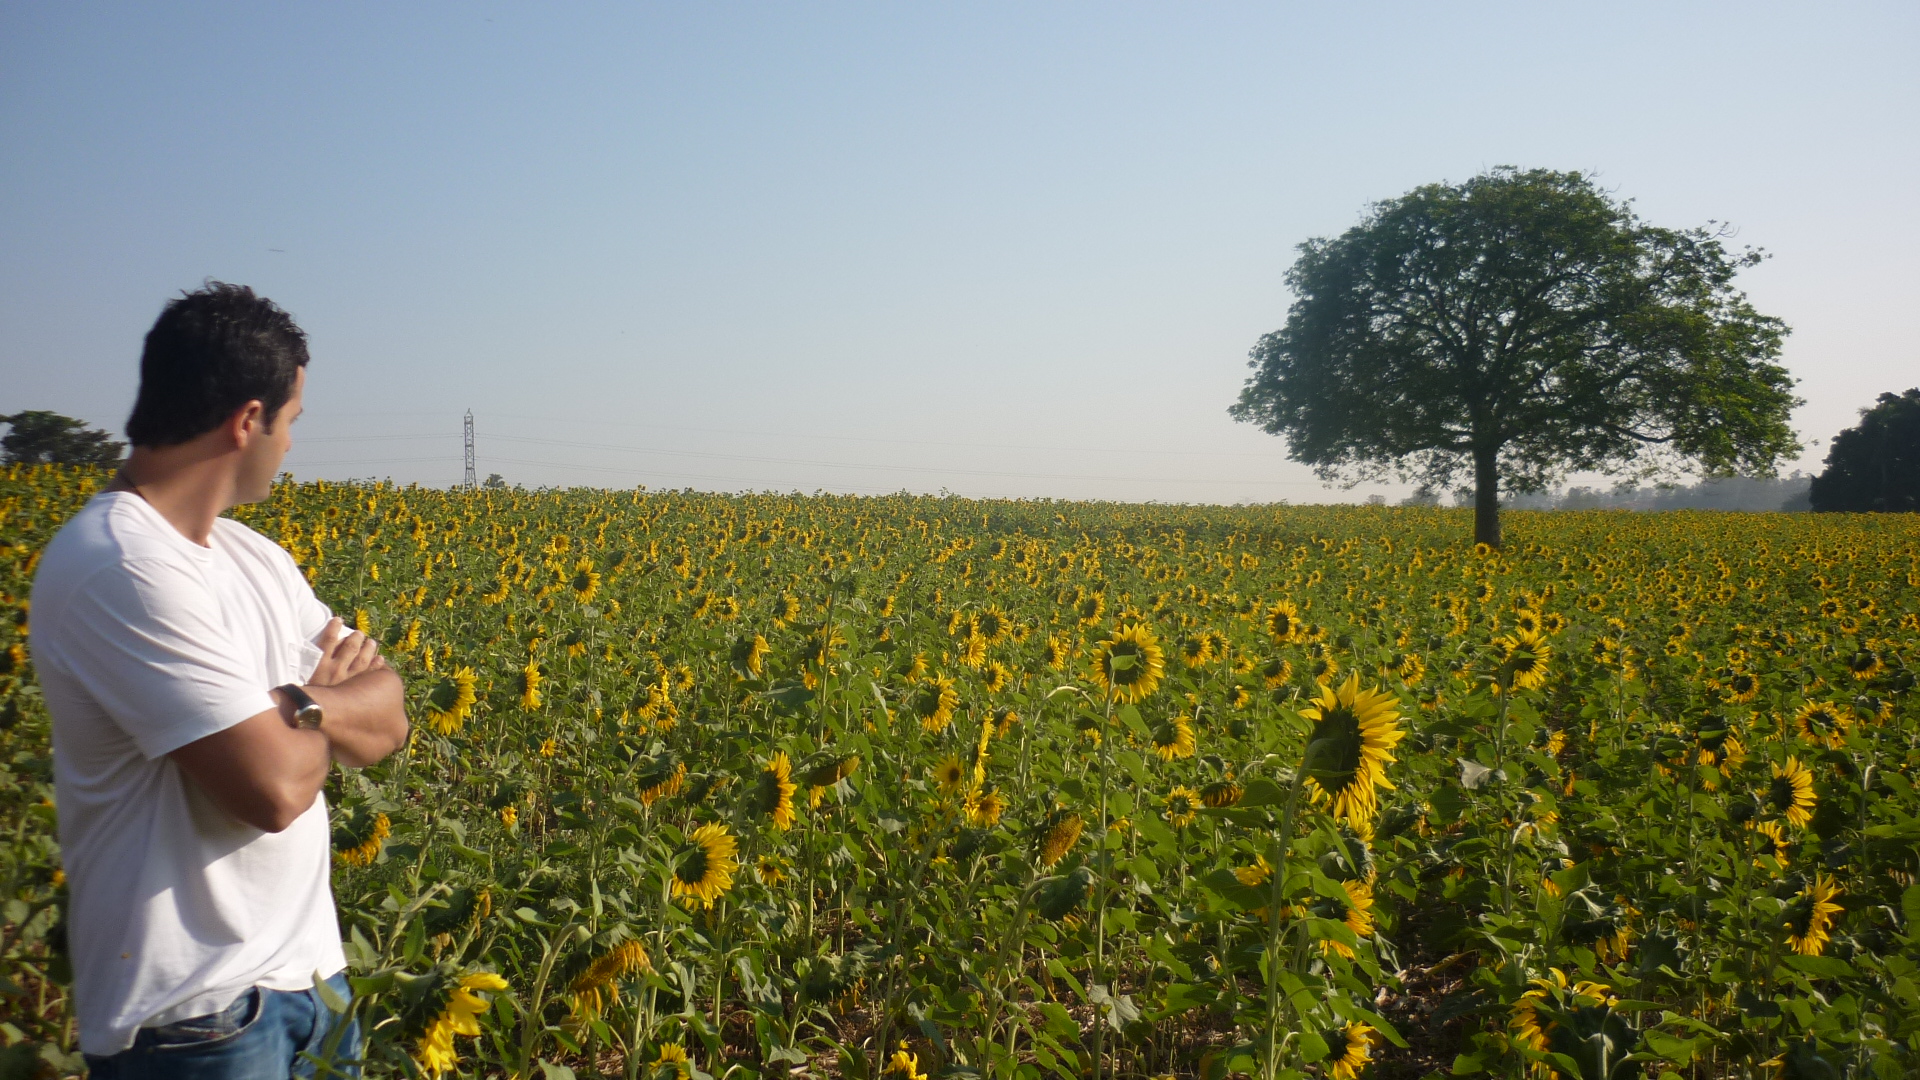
[275,683,323,729]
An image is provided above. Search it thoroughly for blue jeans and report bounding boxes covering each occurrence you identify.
[85,974,361,1080]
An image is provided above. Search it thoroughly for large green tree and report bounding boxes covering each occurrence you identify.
[0,410,126,467]
[1231,167,1801,546]
[1808,388,1920,512]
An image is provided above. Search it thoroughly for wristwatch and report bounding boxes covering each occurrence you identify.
[276,684,324,730]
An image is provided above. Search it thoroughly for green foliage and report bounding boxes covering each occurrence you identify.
[1809,388,1920,513]
[1231,167,1801,546]
[0,411,124,468]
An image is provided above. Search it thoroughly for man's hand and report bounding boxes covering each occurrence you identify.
[309,617,386,686]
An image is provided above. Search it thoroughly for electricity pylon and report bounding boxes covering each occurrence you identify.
[463,410,476,490]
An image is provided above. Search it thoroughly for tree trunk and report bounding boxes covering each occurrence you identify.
[1473,447,1502,548]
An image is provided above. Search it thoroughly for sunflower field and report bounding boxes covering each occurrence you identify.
[2,464,1918,1080]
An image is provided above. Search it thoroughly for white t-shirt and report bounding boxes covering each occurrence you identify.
[31,491,347,1056]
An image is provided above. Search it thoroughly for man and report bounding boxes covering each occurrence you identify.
[30,282,410,1078]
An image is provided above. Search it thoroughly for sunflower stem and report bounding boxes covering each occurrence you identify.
[1262,770,1306,1080]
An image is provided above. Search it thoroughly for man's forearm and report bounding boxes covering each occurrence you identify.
[296,667,409,767]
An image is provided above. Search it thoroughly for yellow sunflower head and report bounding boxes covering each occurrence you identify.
[1299,676,1405,829]
[1163,786,1200,828]
[1784,874,1843,956]
[1322,1022,1374,1080]
[932,755,967,795]
[1150,715,1196,762]
[671,823,738,909]
[1089,623,1166,704]
[1266,600,1303,643]
[1768,756,1818,828]
[1036,812,1083,867]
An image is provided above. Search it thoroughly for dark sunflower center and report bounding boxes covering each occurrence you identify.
[1769,777,1795,810]
[1306,708,1364,790]
[677,847,710,885]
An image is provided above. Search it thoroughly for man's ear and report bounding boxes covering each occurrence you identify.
[226,400,268,447]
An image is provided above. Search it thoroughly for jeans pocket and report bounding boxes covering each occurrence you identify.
[144,988,263,1049]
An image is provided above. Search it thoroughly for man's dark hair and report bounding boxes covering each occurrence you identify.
[124,281,309,447]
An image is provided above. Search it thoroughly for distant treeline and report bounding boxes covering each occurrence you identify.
[1402,474,1814,512]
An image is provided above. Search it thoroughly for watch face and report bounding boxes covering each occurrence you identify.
[296,705,324,730]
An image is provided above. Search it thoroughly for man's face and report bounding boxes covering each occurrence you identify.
[235,367,304,504]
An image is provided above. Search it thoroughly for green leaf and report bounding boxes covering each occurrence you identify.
[1782,954,1855,979]
[1296,1029,1329,1063]
[311,972,349,1013]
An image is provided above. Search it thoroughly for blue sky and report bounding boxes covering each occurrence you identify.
[3,3,1914,501]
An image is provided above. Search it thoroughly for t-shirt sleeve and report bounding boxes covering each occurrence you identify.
[54,559,278,759]
[287,560,335,643]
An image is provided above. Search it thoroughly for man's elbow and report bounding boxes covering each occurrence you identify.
[251,786,320,833]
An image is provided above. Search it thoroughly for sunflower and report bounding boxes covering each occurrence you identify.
[1322,1022,1375,1080]
[333,810,391,867]
[1234,854,1272,888]
[974,605,1011,644]
[1037,812,1083,867]
[1510,970,1614,1056]
[912,675,960,733]
[755,752,798,830]
[426,667,478,735]
[1793,702,1850,748]
[1511,608,1542,635]
[1042,635,1073,671]
[957,632,988,669]
[981,660,1011,694]
[1089,623,1166,704]
[885,1042,927,1080]
[1178,634,1216,669]
[1724,670,1760,704]
[1749,819,1791,868]
[1498,630,1553,691]
[570,558,600,603]
[519,658,543,711]
[729,633,770,678]
[1261,657,1293,689]
[1163,786,1200,828]
[965,788,1006,827]
[1265,600,1303,644]
[1768,757,1818,828]
[414,971,510,1077]
[637,757,688,807]
[671,823,739,909]
[803,752,860,806]
[1310,878,1375,959]
[652,1043,692,1078]
[932,755,967,796]
[1845,649,1883,681]
[1299,676,1405,828]
[1150,715,1196,762]
[1392,652,1425,685]
[1784,875,1843,956]
[1199,780,1243,808]
[566,941,653,1021]
[756,854,787,886]
[1075,593,1105,626]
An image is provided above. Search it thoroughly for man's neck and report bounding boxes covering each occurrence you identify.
[112,445,238,547]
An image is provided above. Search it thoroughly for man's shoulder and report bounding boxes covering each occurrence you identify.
[36,494,179,585]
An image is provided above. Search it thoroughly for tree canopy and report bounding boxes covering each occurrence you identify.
[0,410,125,468]
[1808,388,1920,513]
[1231,167,1801,546]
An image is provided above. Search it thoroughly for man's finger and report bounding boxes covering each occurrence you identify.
[314,617,346,650]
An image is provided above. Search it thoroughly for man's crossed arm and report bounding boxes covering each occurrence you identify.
[170,618,410,832]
